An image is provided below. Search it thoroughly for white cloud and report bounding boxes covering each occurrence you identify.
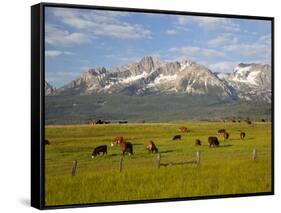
[259,34,271,45]
[207,61,238,73]
[177,16,240,31]
[224,43,270,57]
[165,29,178,35]
[45,24,91,46]
[169,46,225,60]
[46,71,80,87]
[208,33,238,47]
[45,50,74,58]
[51,8,151,40]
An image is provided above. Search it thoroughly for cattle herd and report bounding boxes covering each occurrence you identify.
[88,126,247,158]
[45,123,249,157]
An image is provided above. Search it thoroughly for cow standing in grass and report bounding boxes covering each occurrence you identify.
[92,145,107,158]
[172,135,181,140]
[195,139,201,146]
[119,141,133,156]
[111,138,133,156]
[145,140,158,153]
[178,126,188,132]
[240,132,246,140]
[112,136,124,145]
[208,136,219,147]
[223,132,229,140]
[218,129,226,134]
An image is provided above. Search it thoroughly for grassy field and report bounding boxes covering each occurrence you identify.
[45,122,272,206]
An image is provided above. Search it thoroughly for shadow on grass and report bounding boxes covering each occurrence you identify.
[160,150,174,154]
[132,143,143,146]
[217,144,233,148]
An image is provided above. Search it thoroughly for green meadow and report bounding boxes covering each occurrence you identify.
[45,122,272,206]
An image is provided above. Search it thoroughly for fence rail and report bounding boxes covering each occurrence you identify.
[157,151,200,168]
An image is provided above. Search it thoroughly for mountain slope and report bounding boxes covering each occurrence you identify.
[226,63,271,102]
[45,81,55,95]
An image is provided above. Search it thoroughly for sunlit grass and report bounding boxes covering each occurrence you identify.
[45,122,272,206]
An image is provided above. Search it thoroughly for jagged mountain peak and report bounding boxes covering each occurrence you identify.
[45,81,55,95]
[50,56,271,102]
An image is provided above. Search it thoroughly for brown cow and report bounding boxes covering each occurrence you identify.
[208,136,219,148]
[178,126,188,132]
[223,132,229,140]
[218,129,226,134]
[240,132,246,140]
[246,120,252,125]
[111,137,133,155]
[119,141,133,156]
[145,140,158,153]
[111,136,124,146]
[195,139,201,146]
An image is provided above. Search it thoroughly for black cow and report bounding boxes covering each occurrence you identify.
[119,121,128,124]
[195,139,201,146]
[92,145,107,158]
[208,136,219,147]
[172,135,181,140]
[45,139,50,145]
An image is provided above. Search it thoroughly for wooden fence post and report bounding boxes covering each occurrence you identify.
[157,153,161,168]
[196,151,200,164]
[119,156,124,172]
[252,148,257,161]
[71,160,77,177]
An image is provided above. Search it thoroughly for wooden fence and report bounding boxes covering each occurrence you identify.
[156,151,200,168]
[70,149,257,175]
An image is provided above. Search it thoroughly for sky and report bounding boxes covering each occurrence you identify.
[45,6,272,88]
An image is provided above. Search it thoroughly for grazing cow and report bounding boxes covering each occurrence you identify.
[111,136,124,146]
[172,135,181,140]
[232,119,236,123]
[119,141,133,156]
[95,119,101,124]
[246,120,252,125]
[104,121,111,124]
[223,132,229,140]
[261,119,266,122]
[45,139,50,145]
[195,139,201,146]
[178,126,188,132]
[208,136,219,148]
[119,121,128,124]
[240,132,246,140]
[218,129,226,134]
[92,145,107,158]
[145,140,158,153]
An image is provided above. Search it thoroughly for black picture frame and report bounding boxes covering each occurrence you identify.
[31,2,274,210]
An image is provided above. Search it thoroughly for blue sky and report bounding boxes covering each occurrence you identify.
[45,7,271,88]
